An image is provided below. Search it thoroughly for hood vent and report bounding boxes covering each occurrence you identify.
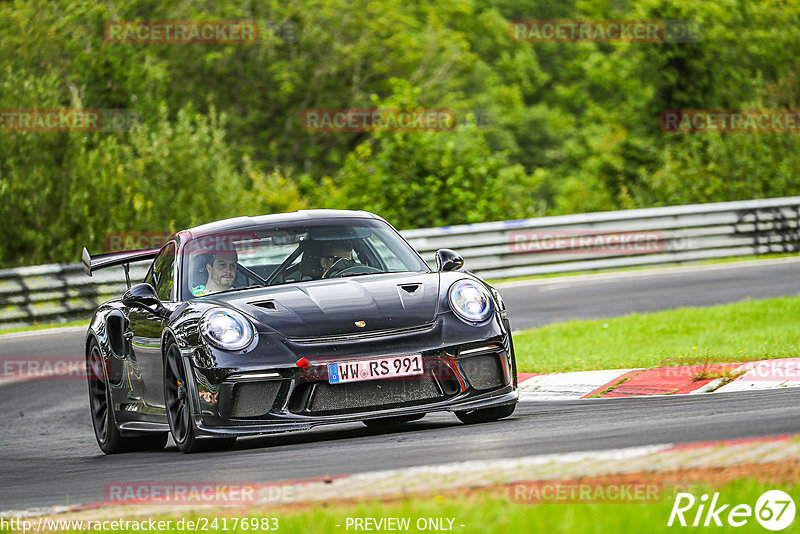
[252,300,277,310]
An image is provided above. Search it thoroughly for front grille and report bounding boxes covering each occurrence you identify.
[460,354,505,390]
[306,377,443,415]
[230,381,283,418]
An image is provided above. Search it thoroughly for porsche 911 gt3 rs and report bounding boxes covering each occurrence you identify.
[82,210,518,453]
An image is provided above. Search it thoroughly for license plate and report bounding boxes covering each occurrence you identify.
[328,355,424,384]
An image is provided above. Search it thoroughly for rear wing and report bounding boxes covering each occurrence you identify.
[81,246,160,287]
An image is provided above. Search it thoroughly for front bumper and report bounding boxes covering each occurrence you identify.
[193,387,518,437]
[184,318,517,438]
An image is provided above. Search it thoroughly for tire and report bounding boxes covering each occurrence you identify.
[362,413,425,428]
[163,342,236,453]
[455,403,516,424]
[87,339,168,454]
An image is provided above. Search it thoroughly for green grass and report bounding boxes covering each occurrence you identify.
[269,481,795,534]
[0,318,88,336]
[29,479,795,533]
[485,252,798,285]
[513,295,800,373]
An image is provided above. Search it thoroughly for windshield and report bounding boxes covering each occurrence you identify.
[181,218,429,298]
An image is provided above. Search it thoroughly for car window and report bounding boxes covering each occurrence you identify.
[366,234,406,271]
[182,219,429,296]
[152,242,176,301]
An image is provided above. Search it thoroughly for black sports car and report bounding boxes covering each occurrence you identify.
[82,210,518,453]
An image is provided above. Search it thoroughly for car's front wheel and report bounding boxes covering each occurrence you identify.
[163,342,235,453]
[455,403,516,424]
[87,339,167,454]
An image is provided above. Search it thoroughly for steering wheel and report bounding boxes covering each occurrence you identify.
[321,258,353,278]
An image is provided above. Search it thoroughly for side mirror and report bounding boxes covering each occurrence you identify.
[435,249,464,272]
[122,283,168,317]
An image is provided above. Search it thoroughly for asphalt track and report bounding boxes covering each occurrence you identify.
[498,257,800,329]
[1,258,799,513]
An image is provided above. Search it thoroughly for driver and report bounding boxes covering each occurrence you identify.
[318,241,356,278]
[192,249,238,296]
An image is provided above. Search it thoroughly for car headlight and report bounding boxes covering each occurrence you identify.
[448,280,493,323]
[200,308,254,350]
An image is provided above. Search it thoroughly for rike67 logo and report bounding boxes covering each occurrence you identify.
[668,490,795,531]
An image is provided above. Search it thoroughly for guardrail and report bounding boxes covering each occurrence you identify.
[0,263,149,330]
[1,197,799,329]
[405,196,800,279]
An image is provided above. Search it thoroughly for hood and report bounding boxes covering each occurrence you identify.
[211,272,440,339]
